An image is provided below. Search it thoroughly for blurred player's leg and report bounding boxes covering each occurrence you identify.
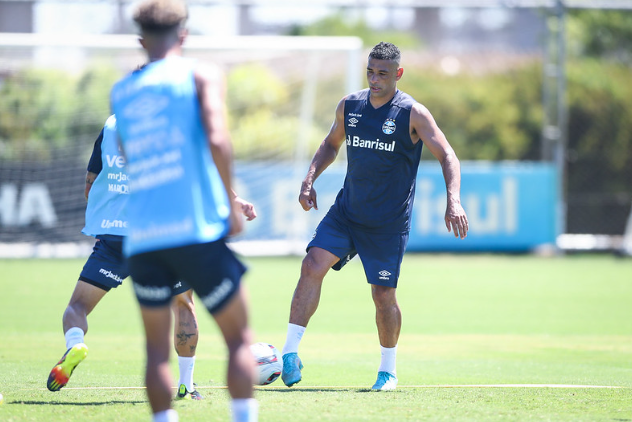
[213,285,257,422]
[172,289,203,400]
[47,280,107,391]
[140,304,175,417]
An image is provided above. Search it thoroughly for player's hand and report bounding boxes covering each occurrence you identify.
[235,196,257,221]
[445,201,468,239]
[228,200,245,236]
[299,182,318,211]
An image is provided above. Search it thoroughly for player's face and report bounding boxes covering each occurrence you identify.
[366,58,402,99]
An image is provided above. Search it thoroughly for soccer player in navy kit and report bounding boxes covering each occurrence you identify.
[111,1,257,421]
[281,42,469,391]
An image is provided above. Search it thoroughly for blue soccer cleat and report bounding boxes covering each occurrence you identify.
[281,353,303,387]
[371,371,398,391]
[47,343,89,391]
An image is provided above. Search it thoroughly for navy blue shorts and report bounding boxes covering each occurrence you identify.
[127,239,246,313]
[79,237,191,295]
[307,211,409,288]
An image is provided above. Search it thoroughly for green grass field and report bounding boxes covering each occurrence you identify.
[1,254,631,421]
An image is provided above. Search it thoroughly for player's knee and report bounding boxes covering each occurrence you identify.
[371,285,397,307]
[300,253,329,280]
[173,289,195,311]
[172,296,193,311]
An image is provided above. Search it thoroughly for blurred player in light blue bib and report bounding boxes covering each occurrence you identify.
[110,1,258,421]
[47,114,256,403]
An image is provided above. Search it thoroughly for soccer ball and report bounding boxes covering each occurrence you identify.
[250,342,283,385]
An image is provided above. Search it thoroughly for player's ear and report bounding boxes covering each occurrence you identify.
[396,67,403,80]
[178,28,188,45]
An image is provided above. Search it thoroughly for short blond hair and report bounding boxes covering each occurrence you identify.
[133,0,188,33]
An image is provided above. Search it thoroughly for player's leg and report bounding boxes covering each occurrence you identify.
[173,239,256,420]
[62,237,127,339]
[48,283,106,392]
[140,304,175,415]
[370,284,401,391]
[48,238,127,392]
[372,284,401,349]
[128,249,179,420]
[171,287,202,400]
[281,246,339,387]
[282,213,354,387]
[62,280,108,334]
[288,247,339,327]
[213,284,257,421]
[355,230,407,391]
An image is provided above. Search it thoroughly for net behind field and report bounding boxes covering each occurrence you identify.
[0,35,361,248]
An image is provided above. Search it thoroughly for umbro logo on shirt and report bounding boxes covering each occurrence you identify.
[347,112,361,128]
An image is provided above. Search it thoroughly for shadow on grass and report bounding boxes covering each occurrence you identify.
[11,400,146,406]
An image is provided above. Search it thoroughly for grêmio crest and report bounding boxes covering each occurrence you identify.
[382,119,396,135]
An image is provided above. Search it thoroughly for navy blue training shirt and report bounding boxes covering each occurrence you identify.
[333,89,423,233]
[87,128,105,174]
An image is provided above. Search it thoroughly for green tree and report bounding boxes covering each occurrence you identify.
[398,61,543,161]
[568,9,632,63]
[0,66,119,161]
[226,63,327,160]
[0,69,75,159]
[288,11,420,49]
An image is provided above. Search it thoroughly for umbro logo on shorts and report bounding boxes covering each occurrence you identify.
[378,270,391,280]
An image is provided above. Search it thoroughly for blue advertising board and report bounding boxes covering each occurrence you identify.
[233,161,558,253]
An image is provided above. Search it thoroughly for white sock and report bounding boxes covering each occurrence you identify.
[378,345,397,377]
[231,398,258,422]
[282,323,305,355]
[153,409,178,422]
[178,356,195,392]
[64,327,85,349]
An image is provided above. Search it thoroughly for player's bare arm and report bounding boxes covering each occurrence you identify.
[195,64,243,236]
[300,97,347,211]
[85,171,97,200]
[410,103,469,239]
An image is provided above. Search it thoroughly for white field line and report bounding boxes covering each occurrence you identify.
[34,384,625,391]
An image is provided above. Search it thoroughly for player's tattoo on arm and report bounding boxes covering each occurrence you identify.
[84,172,98,200]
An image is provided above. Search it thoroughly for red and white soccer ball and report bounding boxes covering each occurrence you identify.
[250,342,283,385]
